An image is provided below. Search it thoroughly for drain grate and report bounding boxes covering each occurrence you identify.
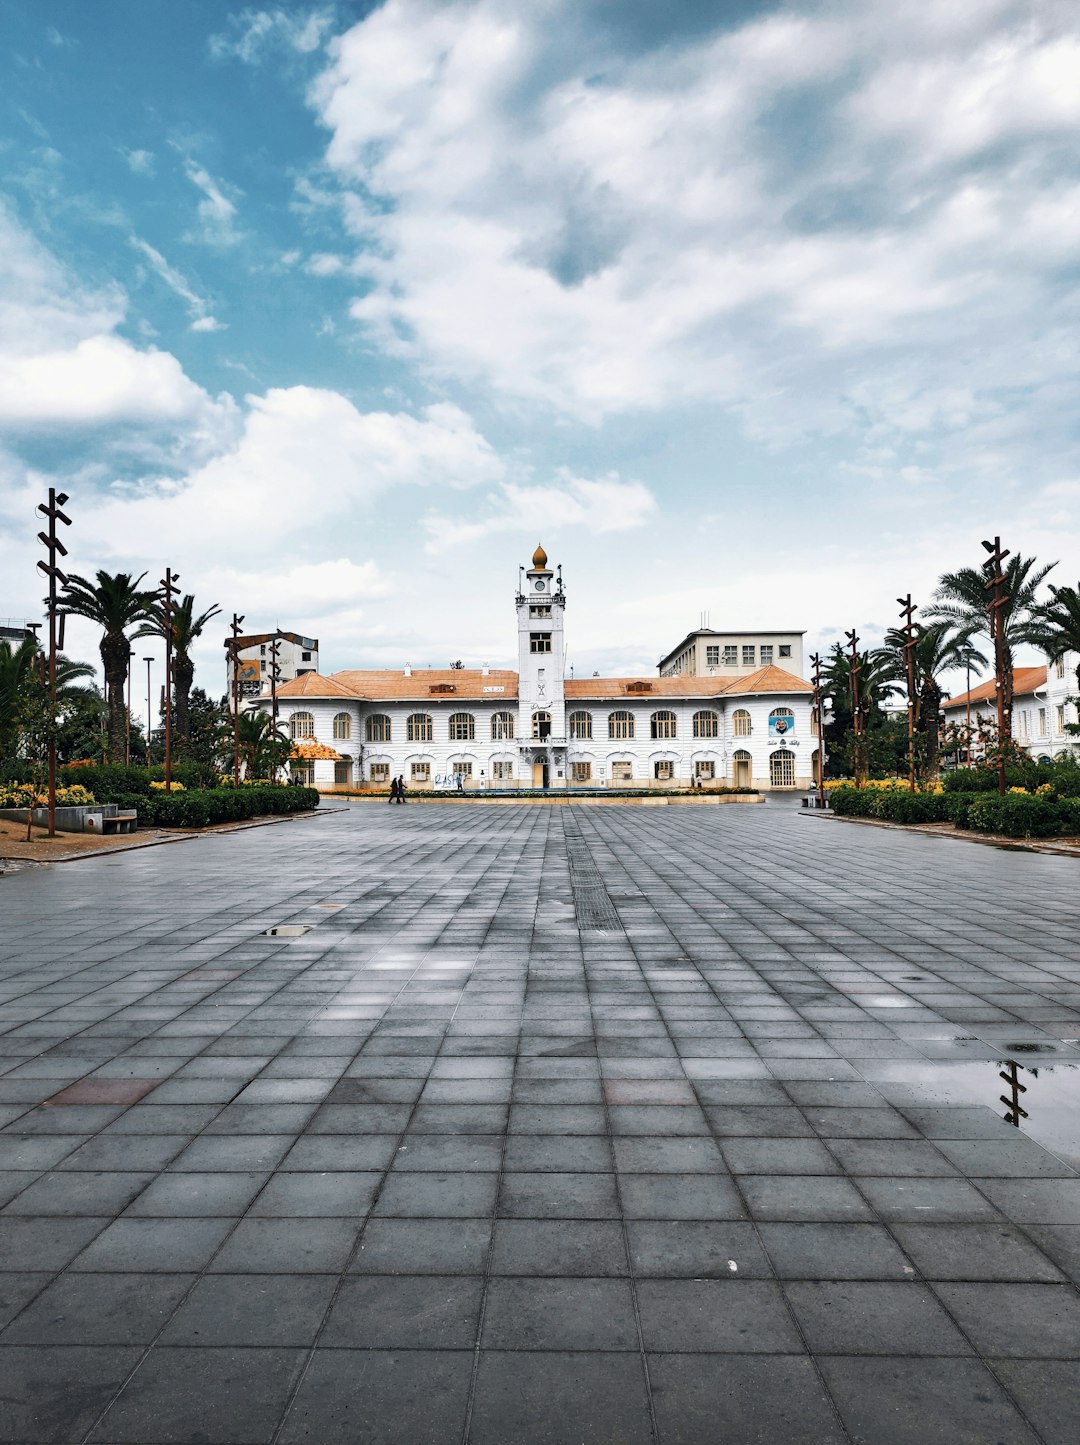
[563,816,621,932]
[264,925,311,937]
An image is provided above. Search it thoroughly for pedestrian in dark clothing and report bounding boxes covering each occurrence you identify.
[387,776,398,804]
[396,775,407,804]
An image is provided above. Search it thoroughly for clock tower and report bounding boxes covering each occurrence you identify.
[517,544,567,787]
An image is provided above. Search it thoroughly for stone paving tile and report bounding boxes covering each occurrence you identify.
[2,800,1080,1441]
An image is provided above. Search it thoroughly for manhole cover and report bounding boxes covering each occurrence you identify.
[264,925,311,937]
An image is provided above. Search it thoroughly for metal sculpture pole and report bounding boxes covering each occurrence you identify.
[810,651,826,807]
[981,537,1011,797]
[229,613,245,787]
[158,568,179,791]
[37,489,72,837]
[844,628,864,787]
[269,634,282,782]
[897,594,919,792]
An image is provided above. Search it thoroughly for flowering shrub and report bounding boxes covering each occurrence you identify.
[0,783,97,808]
[149,780,185,791]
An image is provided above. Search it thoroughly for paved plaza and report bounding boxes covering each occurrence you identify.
[2,802,1080,1443]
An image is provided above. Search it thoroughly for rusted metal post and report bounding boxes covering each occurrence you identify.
[982,537,1011,797]
[269,634,282,782]
[36,488,72,837]
[898,594,919,792]
[999,1059,1027,1127]
[229,613,245,787]
[158,568,179,791]
[845,629,864,787]
[810,651,826,807]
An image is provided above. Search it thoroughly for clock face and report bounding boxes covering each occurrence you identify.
[534,580,546,592]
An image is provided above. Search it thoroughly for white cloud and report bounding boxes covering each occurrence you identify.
[307,0,1080,488]
[130,237,225,332]
[0,204,231,445]
[422,469,655,553]
[210,8,335,64]
[124,148,156,176]
[183,161,242,246]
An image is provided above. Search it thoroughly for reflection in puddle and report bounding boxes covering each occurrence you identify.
[864,1058,1080,1171]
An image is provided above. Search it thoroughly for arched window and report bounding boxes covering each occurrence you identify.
[366,714,392,743]
[332,713,352,740]
[448,712,475,741]
[532,711,551,739]
[769,707,794,740]
[609,711,634,740]
[693,710,719,738]
[770,750,795,786]
[491,711,515,741]
[289,711,314,740]
[407,713,433,742]
[651,710,677,739]
[732,709,752,737]
[568,711,592,740]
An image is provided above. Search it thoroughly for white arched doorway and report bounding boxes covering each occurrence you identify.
[769,749,796,787]
[733,749,752,788]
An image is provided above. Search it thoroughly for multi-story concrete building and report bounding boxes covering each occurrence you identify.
[228,631,319,703]
[658,627,804,678]
[274,547,816,791]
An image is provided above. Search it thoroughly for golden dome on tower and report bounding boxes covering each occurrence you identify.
[532,543,548,569]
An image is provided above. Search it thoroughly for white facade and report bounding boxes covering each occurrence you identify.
[274,546,816,791]
[659,628,804,678]
[230,631,319,702]
[942,653,1079,763]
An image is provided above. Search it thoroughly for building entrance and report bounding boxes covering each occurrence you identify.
[532,758,549,788]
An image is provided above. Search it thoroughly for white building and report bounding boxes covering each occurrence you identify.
[942,654,1079,763]
[229,631,319,703]
[658,627,804,678]
[274,546,817,791]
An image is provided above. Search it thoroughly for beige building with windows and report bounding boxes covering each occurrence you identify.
[658,628,804,678]
[274,546,816,791]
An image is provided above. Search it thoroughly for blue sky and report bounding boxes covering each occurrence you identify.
[2,0,1078,695]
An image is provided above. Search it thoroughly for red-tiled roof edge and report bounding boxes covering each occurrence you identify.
[943,666,1047,710]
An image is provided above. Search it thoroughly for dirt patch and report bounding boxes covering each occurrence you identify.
[0,816,177,863]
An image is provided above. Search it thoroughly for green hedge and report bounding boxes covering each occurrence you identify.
[830,784,1080,838]
[59,761,225,795]
[105,785,319,829]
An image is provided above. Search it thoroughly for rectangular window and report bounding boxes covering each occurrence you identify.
[611,761,633,782]
[411,762,430,781]
[452,761,472,777]
[1039,707,1048,735]
[1056,704,1066,735]
[493,761,514,780]
[1056,658,1066,678]
[334,761,353,785]
[705,645,720,665]
[695,761,715,780]
[571,762,592,783]
[760,645,773,665]
[530,633,552,653]
[654,760,674,780]
[260,644,266,655]
[723,645,737,665]
[779,645,791,659]
[530,605,552,619]
[742,645,755,666]
[302,650,312,661]
[370,763,390,782]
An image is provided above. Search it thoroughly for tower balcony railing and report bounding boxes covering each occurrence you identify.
[516,735,568,748]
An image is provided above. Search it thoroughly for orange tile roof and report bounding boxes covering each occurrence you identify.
[276,664,810,703]
[944,666,1047,710]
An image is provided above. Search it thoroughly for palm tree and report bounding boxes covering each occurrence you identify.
[882,622,987,779]
[60,571,157,763]
[1028,583,1080,696]
[236,710,291,780]
[147,593,221,751]
[0,636,96,762]
[927,551,1056,736]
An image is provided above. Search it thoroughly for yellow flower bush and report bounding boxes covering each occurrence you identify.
[149,780,185,791]
[0,783,97,808]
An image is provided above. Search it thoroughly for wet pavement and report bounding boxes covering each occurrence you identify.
[1,801,1079,1443]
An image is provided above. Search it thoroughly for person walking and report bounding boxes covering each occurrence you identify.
[396,774,407,804]
[387,775,399,805]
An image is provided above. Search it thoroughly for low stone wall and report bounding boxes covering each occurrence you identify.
[0,803,131,833]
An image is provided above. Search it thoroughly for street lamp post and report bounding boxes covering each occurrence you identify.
[143,657,154,767]
[126,648,135,766]
[36,488,72,838]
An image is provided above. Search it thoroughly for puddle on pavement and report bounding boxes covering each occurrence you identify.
[866,1057,1080,1171]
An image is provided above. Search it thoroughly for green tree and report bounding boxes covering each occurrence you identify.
[147,593,222,752]
[881,622,987,780]
[0,636,97,763]
[236,710,292,781]
[186,688,231,767]
[927,551,1055,736]
[0,635,39,761]
[60,571,157,763]
[1028,582,1080,697]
